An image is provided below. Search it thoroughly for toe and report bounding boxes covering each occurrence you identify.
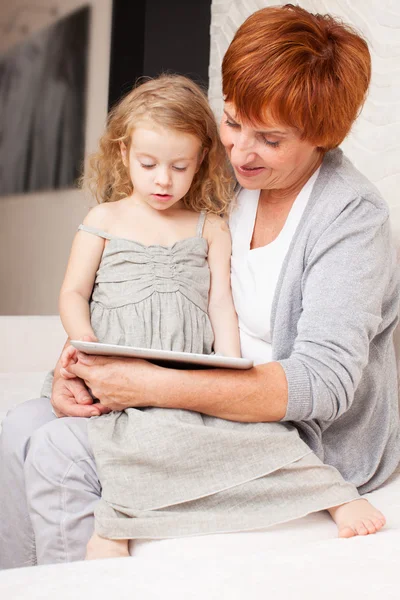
[338,525,356,539]
[354,521,369,536]
[372,515,386,531]
[362,518,378,534]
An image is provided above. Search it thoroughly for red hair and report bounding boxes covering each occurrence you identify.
[222,4,371,149]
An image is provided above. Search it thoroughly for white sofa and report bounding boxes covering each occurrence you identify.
[1,315,400,599]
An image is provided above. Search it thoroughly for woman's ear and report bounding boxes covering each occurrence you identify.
[120,141,128,167]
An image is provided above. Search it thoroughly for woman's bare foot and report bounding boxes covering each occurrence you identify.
[85,533,130,560]
[328,498,386,538]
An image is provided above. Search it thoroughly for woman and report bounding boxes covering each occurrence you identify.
[1,4,399,568]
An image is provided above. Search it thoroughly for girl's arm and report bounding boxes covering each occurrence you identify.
[206,216,241,357]
[59,208,107,341]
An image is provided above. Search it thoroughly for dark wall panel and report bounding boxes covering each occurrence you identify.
[108,1,146,108]
[108,0,212,109]
[144,0,211,88]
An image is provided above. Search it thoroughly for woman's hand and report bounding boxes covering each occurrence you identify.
[51,371,111,418]
[66,353,168,411]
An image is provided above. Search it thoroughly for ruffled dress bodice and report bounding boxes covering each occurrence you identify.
[80,220,214,355]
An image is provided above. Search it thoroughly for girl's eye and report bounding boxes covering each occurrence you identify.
[140,163,155,169]
[225,119,240,129]
[173,166,187,172]
[262,137,279,148]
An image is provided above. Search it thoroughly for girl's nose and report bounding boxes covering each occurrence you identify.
[155,167,172,187]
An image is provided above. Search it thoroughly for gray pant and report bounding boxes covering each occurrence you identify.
[0,398,100,570]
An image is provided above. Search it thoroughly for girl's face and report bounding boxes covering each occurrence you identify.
[219,102,321,191]
[121,122,203,211]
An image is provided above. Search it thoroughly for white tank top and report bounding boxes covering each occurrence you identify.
[229,169,319,365]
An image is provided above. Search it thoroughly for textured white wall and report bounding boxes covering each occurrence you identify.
[0,0,112,315]
[209,0,400,222]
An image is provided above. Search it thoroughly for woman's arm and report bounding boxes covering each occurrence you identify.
[59,208,107,340]
[67,195,397,426]
[67,353,288,421]
[206,216,241,357]
[280,203,397,423]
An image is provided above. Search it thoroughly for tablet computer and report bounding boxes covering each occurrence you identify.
[70,340,253,370]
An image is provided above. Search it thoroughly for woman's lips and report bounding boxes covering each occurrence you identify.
[235,165,265,178]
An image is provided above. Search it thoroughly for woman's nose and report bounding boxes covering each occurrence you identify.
[230,134,257,165]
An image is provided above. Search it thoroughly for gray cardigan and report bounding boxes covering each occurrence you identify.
[274,148,400,493]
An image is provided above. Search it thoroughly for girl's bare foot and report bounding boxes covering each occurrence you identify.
[85,533,130,560]
[328,498,386,538]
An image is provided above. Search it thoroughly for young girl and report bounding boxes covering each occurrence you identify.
[59,74,240,559]
[60,75,384,562]
[59,75,239,360]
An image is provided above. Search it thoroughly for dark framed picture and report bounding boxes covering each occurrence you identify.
[0,6,90,196]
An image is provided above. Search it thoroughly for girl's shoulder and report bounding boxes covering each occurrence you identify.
[203,212,230,243]
[83,201,122,232]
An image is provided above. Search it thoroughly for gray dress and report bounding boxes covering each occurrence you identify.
[80,213,359,540]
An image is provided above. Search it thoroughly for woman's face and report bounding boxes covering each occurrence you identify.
[220,102,321,191]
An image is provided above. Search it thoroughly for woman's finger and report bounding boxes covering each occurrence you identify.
[74,387,94,405]
[77,352,95,364]
[60,367,77,379]
[63,401,103,418]
[67,361,90,379]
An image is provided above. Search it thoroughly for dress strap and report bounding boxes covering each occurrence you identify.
[78,224,114,240]
[196,211,207,238]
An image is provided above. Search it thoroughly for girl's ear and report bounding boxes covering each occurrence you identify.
[120,141,128,167]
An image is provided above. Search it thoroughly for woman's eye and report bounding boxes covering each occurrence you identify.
[225,119,240,129]
[262,137,279,148]
[140,163,155,169]
[173,166,187,172]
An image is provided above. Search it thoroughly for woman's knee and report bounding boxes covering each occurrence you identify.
[29,415,92,456]
[26,416,99,490]
[0,397,54,458]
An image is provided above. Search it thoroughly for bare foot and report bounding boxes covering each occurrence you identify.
[85,533,130,560]
[328,498,386,538]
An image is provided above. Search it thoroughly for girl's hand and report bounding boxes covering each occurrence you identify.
[60,334,98,379]
[60,345,78,379]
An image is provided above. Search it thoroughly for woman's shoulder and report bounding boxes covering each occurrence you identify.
[298,150,393,255]
[321,149,389,216]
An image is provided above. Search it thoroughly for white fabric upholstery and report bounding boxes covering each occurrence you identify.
[1,314,399,598]
[0,470,400,598]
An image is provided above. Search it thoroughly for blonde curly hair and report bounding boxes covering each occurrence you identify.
[83,74,234,214]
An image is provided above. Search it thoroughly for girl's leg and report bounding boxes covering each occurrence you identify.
[0,398,56,570]
[24,415,101,565]
[85,534,129,560]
